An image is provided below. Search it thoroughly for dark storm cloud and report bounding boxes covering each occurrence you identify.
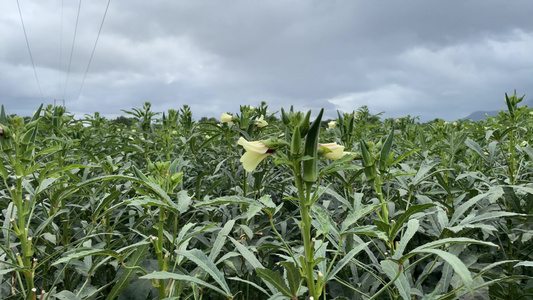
[2,0,533,121]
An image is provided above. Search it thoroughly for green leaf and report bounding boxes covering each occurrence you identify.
[279,261,301,295]
[175,249,231,296]
[132,165,149,182]
[391,149,418,166]
[34,177,60,195]
[140,272,231,297]
[465,138,489,162]
[390,204,434,241]
[312,205,332,236]
[0,268,15,276]
[381,260,410,300]
[341,225,388,240]
[54,290,82,300]
[230,238,277,293]
[246,201,264,221]
[106,243,149,300]
[412,237,497,252]
[209,219,235,261]
[326,242,370,282]
[514,261,533,268]
[176,190,192,214]
[126,197,178,214]
[196,196,255,207]
[411,161,439,187]
[412,248,473,293]
[392,219,419,260]
[228,276,270,296]
[340,204,381,232]
[256,268,292,297]
[449,193,489,225]
[53,249,121,266]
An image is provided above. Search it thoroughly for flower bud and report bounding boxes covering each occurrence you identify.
[254,115,268,127]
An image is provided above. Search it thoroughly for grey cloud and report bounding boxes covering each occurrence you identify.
[2,0,533,122]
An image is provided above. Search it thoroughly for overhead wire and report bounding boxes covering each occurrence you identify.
[76,0,111,101]
[58,0,64,98]
[62,0,83,100]
[16,0,44,100]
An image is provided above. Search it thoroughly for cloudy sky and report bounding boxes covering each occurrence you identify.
[2,1,533,121]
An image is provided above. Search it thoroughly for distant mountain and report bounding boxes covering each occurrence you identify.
[461,96,533,121]
[462,110,499,121]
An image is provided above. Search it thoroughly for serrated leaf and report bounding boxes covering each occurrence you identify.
[257,268,292,297]
[381,260,411,300]
[259,194,276,208]
[246,201,264,221]
[312,205,332,236]
[0,268,15,276]
[176,190,192,214]
[209,219,235,261]
[279,261,301,295]
[392,219,419,260]
[175,249,230,295]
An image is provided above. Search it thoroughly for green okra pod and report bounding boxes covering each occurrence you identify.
[291,125,301,156]
[302,108,323,183]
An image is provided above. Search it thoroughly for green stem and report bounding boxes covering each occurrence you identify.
[291,164,318,298]
[13,176,35,298]
[269,216,298,266]
[367,263,402,300]
[156,207,166,299]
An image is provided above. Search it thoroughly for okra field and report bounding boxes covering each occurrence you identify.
[2,92,533,299]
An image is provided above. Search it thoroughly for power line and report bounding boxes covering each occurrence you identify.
[58,0,64,97]
[16,0,44,100]
[62,0,83,100]
[76,0,111,100]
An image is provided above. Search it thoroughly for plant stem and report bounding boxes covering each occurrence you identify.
[292,163,317,299]
[156,207,167,299]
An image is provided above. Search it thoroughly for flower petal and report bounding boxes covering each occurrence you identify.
[240,150,269,172]
[238,137,269,154]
